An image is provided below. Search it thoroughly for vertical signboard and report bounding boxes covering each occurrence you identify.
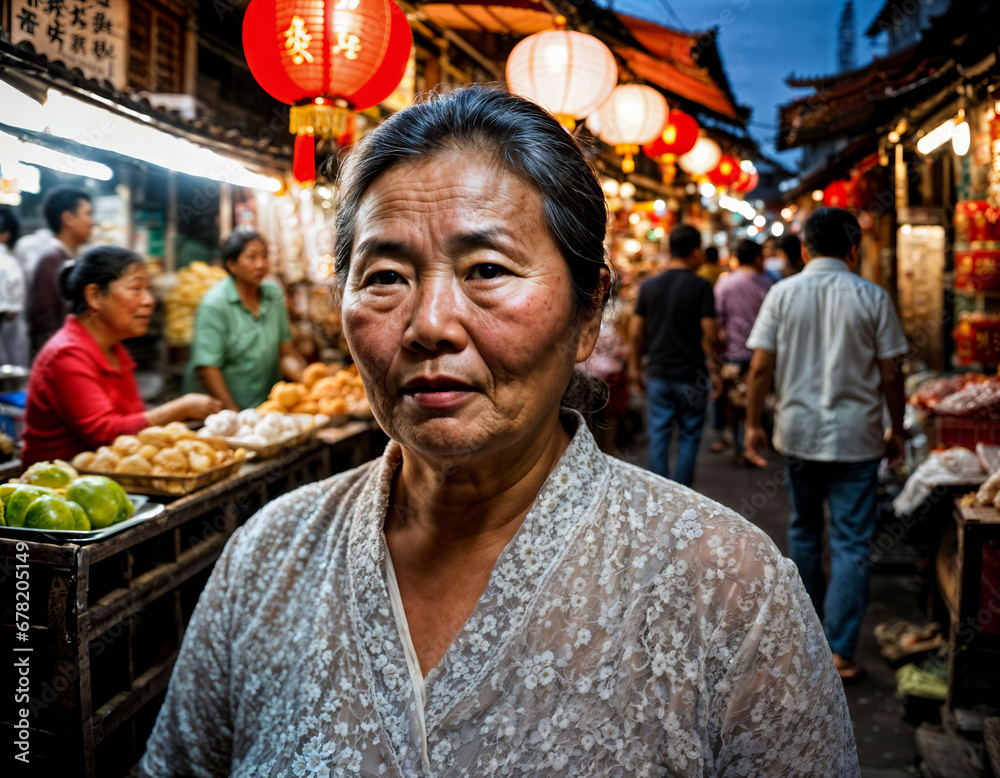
[11,0,128,89]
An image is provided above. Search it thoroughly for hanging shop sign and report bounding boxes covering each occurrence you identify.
[10,0,128,89]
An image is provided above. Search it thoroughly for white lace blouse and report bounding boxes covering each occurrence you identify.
[140,414,859,777]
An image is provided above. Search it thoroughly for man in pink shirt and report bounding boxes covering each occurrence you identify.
[713,239,772,465]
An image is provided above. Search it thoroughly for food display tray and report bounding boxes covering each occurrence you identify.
[78,452,253,497]
[219,414,346,459]
[0,495,163,543]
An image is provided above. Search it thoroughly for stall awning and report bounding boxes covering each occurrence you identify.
[0,76,281,191]
[612,14,743,123]
[417,0,552,34]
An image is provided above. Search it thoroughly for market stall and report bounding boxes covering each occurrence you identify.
[0,418,385,776]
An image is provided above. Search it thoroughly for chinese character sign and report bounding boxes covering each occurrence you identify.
[11,0,127,89]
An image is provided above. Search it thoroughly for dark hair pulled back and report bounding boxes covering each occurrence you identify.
[58,246,144,315]
[332,85,610,312]
[221,230,266,273]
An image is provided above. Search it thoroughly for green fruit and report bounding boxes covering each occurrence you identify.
[66,476,124,529]
[0,483,19,506]
[23,496,75,531]
[106,480,133,524]
[67,501,90,531]
[22,461,78,489]
[0,499,5,526]
[6,486,58,528]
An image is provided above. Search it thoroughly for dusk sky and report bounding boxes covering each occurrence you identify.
[600,0,891,166]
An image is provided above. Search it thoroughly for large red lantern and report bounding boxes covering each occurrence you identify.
[847,167,883,211]
[707,155,741,188]
[243,0,412,184]
[642,110,699,160]
[824,179,852,208]
[642,110,699,183]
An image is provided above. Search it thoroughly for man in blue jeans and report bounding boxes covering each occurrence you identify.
[744,208,907,680]
[629,225,721,486]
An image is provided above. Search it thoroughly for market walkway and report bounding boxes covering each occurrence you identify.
[614,428,923,778]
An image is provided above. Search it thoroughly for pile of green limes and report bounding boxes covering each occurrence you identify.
[0,461,133,531]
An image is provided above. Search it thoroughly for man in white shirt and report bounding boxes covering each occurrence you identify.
[744,207,908,681]
[0,209,27,366]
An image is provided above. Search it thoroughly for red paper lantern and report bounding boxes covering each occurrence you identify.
[731,168,759,195]
[707,155,741,187]
[642,110,699,160]
[847,168,883,211]
[824,179,852,208]
[243,0,412,184]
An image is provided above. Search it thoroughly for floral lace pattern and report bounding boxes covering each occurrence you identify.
[140,413,859,777]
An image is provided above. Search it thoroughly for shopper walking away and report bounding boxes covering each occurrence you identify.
[714,239,772,466]
[744,207,908,681]
[0,209,27,366]
[696,245,726,285]
[629,225,720,486]
[28,187,94,354]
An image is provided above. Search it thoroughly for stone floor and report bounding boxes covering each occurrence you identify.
[614,424,924,777]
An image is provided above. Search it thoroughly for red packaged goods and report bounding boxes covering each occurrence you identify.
[955,200,1000,245]
[933,376,1000,418]
[909,374,990,411]
[954,250,1000,291]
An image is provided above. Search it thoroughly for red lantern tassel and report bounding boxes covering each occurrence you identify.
[293,132,316,186]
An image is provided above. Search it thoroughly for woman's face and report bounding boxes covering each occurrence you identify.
[87,263,155,339]
[227,238,269,287]
[341,152,602,461]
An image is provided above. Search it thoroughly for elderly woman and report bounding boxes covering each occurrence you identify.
[141,87,857,777]
[22,246,220,469]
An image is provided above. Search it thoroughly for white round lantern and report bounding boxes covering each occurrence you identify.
[595,84,668,172]
[678,136,722,177]
[506,29,617,129]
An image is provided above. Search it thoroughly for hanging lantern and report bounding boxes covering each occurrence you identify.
[595,84,668,173]
[847,167,883,211]
[824,179,852,208]
[734,170,759,195]
[505,18,617,131]
[642,110,699,184]
[707,155,741,188]
[642,110,699,159]
[677,136,721,177]
[243,0,412,184]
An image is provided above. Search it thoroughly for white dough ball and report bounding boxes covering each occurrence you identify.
[237,409,261,427]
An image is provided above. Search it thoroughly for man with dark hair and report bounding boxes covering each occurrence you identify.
[629,224,720,486]
[28,186,93,354]
[713,239,772,464]
[744,207,907,680]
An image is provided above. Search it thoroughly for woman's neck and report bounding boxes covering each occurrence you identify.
[387,412,572,555]
[233,277,261,308]
[78,315,120,362]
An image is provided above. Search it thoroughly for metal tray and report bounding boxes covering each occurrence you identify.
[78,452,253,497]
[0,495,164,543]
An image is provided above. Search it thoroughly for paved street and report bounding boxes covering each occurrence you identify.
[616,424,924,777]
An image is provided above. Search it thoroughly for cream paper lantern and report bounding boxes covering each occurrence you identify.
[506,26,618,130]
[595,84,668,172]
[678,136,722,177]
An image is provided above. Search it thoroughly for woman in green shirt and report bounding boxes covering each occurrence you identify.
[184,231,305,410]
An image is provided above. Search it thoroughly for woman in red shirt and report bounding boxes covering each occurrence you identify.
[21,246,220,469]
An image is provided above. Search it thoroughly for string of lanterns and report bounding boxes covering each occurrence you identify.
[241,1,759,193]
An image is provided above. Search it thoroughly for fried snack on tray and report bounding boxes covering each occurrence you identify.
[259,362,366,416]
[112,434,142,456]
[72,451,96,470]
[116,454,153,475]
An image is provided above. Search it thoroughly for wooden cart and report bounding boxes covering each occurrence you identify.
[1,422,382,777]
